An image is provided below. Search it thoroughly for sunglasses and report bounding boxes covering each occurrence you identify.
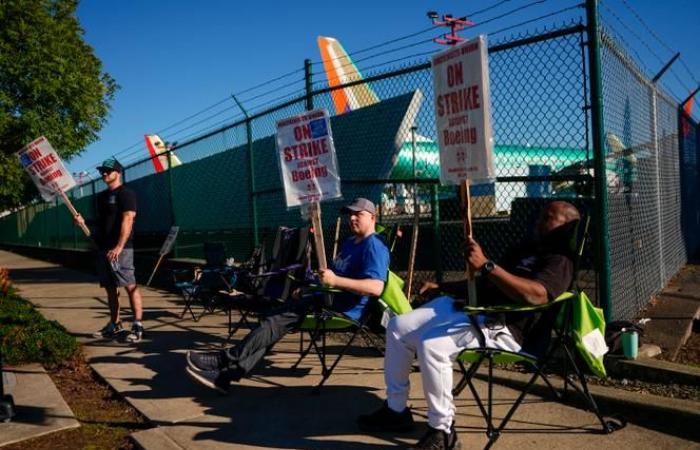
[99,169,115,175]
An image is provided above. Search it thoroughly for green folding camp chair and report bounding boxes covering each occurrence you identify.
[292,270,412,394]
[451,216,625,448]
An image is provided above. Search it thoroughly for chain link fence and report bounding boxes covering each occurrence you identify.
[600,31,689,320]
[1,12,696,321]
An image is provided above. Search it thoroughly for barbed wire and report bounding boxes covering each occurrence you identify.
[311,37,436,79]
[238,76,307,105]
[617,0,698,85]
[488,3,583,37]
[600,1,692,98]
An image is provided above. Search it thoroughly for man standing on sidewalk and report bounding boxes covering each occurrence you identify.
[74,158,145,343]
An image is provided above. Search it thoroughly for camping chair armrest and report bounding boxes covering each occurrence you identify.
[303,283,344,294]
[462,291,575,315]
[245,263,303,279]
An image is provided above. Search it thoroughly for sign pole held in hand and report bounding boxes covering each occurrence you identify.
[309,202,327,270]
[57,189,91,237]
[460,180,478,306]
[16,136,91,237]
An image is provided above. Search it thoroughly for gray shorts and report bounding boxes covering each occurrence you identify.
[97,248,136,287]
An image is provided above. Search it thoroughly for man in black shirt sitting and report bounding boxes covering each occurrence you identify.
[357,201,580,450]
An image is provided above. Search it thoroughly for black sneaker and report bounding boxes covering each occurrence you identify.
[409,424,461,450]
[187,350,224,373]
[126,323,144,343]
[357,401,415,432]
[186,366,230,394]
[92,321,124,339]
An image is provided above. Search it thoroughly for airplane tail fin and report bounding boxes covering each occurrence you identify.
[317,36,380,115]
[145,134,182,173]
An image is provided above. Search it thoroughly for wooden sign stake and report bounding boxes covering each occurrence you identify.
[58,190,91,237]
[460,180,478,306]
[309,201,327,270]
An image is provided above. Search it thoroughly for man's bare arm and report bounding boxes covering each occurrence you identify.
[318,269,385,297]
[107,211,136,261]
[467,237,548,305]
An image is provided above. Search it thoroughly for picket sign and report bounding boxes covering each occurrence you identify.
[432,35,494,306]
[146,226,180,286]
[276,109,341,269]
[16,136,90,237]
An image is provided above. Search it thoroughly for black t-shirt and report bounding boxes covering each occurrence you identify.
[95,185,137,250]
[496,243,573,350]
[436,227,574,351]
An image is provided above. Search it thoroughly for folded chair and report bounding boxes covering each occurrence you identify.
[221,226,312,337]
[451,216,625,448]
[173,242,233,321]
[293,270,412,394]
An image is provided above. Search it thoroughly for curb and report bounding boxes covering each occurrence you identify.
[476,368,700,423]
[605,356,700,386]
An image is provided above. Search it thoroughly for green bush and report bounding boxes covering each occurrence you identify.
[0,293,78,367]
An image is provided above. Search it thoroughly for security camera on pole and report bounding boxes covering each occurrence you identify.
[430,13,495,306]
[276,109,342,273]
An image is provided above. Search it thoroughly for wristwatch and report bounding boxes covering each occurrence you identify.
[481,260,496,275]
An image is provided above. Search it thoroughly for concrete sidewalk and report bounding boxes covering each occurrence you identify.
[1,249,699,449]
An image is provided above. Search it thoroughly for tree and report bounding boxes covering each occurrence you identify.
[0,0,117,208]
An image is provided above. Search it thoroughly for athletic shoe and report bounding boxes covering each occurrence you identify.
[92,321,124,339]
[186,366,230,394]
[187,350,224,373]
[409,423,461,450]
[357,401,415,432]
[126,323,144,343]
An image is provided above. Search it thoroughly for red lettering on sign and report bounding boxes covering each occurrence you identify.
[291,165,328,182]
[283,137,329,161]
[447,63,463,88]
[294,124,312,141]
[27,149,42,161]
[436,85,480,117]
[39,169,63,185]
[443,127,478,145]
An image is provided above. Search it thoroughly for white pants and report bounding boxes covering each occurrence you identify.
[385,296,521,431]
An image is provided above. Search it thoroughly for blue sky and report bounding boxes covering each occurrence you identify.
[67,0,700,177]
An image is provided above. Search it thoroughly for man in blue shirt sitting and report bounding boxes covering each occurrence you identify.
[186,197,389,393]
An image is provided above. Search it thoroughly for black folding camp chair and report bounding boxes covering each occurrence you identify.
[173,242,232,321]
[220,226,312,338]
[451,216,625,448]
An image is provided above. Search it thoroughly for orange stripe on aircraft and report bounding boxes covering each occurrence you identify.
[318,37,351,115]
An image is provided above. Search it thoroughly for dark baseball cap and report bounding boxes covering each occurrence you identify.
[97,158,124,173]
[341,197,376,215]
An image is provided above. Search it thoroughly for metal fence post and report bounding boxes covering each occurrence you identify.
[167,149,178,257]
[304,58,313,111]
[247,118,259,246]
[55,197,60,248]
[232,94,259,247]
[71,190,78,249]
[649,88,665,288]
[586,0,612,321]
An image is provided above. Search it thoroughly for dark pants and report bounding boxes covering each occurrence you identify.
[220,297,313,381]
